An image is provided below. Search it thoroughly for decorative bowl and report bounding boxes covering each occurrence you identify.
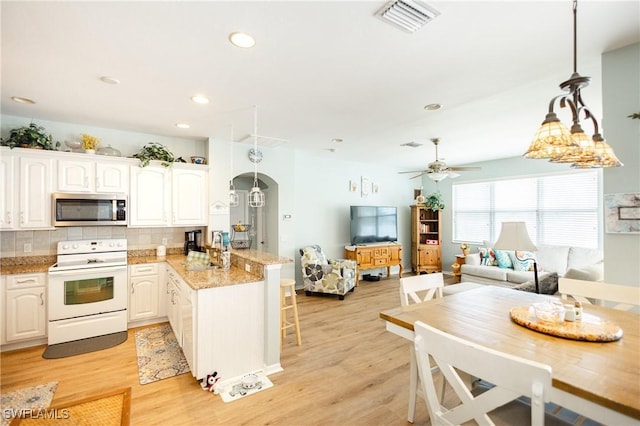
[241,373,258,389]
[532,301,565,324]
[191,156,206,164]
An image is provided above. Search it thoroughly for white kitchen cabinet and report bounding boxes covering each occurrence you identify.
[129,164,207,227]
[129,165,171,226]
[128,263,160,323]
[171,168,208,226]
[166,266,183,345]
[5,273,47,342]
[1,150,55,230]
[58,159,128,194]
[0,154,16,229]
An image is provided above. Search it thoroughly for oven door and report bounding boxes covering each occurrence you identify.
[48,265,127,321]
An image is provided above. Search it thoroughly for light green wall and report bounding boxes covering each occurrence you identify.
[602,43,640,286]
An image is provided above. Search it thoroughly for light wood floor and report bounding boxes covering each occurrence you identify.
[1,276,452,425]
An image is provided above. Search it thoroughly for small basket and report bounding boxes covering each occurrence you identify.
[232,224,251,232]
[231,240,251,249]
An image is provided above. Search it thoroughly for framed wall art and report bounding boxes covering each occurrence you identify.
[604,192,640,234]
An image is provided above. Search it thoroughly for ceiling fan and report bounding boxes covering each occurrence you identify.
[400,138,481,182]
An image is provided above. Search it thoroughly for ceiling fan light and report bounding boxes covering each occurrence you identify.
[524,115,577,159]
[427,172,447,182]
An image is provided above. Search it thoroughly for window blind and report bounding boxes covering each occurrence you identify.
[452,170,600,249]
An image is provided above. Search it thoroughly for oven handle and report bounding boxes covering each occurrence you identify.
[48,265,127,276]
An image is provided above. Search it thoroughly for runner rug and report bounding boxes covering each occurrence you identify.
[0,382,58,426]
[134,324,190,385]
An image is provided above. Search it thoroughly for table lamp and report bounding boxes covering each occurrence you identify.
[494,222,539,294]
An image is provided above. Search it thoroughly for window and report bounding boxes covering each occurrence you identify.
[452,170,601,249]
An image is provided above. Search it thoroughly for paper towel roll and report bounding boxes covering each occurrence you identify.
[156,245,166,257]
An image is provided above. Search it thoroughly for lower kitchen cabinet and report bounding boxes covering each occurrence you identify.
[5,273,47,342]
[128,263,161,324]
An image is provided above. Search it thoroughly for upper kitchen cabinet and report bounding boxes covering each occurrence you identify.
[0,149,55,230]
[57,158,128,194]
[129,163,208,227]
[129,165,171,226]
[171,168,208,226]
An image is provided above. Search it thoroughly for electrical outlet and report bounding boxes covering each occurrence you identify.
[245,263,251,272]
[24,243,32,253]
[161,238,168,245]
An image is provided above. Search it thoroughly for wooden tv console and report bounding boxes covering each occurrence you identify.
[344,243,403,286]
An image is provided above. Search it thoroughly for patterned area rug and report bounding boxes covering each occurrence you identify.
[0,382,58,426]
[134,324,190,385]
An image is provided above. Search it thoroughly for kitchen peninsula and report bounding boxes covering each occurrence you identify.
[129,249,293,383]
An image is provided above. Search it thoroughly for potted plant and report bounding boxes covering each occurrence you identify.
[424,191,445,211]
[133,142,176,167]
[0,123,60,150]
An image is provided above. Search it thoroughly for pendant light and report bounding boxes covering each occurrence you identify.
[248,105,265,208]
[228,126,239,207]
[524,0,622,168]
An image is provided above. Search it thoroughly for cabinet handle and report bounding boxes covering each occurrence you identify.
[20,211,24,224]
[40,292,44,306]
[6,211,11,224]
[16,278,37,284]
[84,176,89,188]
[137,267,153,272]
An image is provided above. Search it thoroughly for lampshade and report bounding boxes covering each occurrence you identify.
[549,129,596,164]
[524,113,578,159]
[493,222,537,252]
[248,184,265,207]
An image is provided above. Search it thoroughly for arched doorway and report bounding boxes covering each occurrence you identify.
[229,172,278,254]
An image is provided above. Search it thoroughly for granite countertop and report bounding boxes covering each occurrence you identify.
[1,250,293,289]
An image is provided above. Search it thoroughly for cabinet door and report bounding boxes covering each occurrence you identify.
[129,276,159,321]
[171,168,207,225]
[129,165,170,226]
[0,154,16,229]
[96,163,128,194]
[19,156,54,229]
[57,159,94,192]
[180,285,194,371]
[358,248,373,268]
[6,287,46,341]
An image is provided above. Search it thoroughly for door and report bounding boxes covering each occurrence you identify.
[6,287,46,341]
[20,156,54,229]
[96,163,128,193]
[57,159,94,192]
[129,165,170,226]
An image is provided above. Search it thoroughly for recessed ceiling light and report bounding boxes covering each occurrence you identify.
[191,95,210,104]
[424,103,442,111]
[332,138,343,143]
[176,123,190,129]
[11,96,35,104]
[100,76,120,85]
[229,32,256,48]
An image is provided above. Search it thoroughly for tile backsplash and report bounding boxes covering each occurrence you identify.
[0,226,205,258]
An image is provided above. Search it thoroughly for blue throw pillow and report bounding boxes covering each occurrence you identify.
[494,249,514,269]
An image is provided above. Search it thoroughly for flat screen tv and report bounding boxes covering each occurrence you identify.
[350,206,398,245]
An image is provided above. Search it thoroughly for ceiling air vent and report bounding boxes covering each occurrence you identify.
[401,141,423,148]
[376,0,440,33]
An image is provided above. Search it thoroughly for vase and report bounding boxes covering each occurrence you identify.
[84,149,95,154]
[462,249,470,256]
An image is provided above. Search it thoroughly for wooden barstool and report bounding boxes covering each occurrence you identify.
[280,278,302,346]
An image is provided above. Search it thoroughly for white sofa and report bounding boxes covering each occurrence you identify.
[460,244,603,293]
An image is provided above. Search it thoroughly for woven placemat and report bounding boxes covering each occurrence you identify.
[11,387,131,426]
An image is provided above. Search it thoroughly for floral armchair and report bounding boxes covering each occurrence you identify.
[299,245,356,300]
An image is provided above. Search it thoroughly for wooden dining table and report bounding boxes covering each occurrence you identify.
[379,285,640,425]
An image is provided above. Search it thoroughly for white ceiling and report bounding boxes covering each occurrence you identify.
[2,1,638,172]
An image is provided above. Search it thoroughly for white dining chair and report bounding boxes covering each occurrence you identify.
[559,278,640,311]
[399,273,445,423]
[414,320,554,425]
[399,273,444,307]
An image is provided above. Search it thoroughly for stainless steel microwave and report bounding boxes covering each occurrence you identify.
[52,193,127,226]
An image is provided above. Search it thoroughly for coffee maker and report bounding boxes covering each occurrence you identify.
[184,230,202,254]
